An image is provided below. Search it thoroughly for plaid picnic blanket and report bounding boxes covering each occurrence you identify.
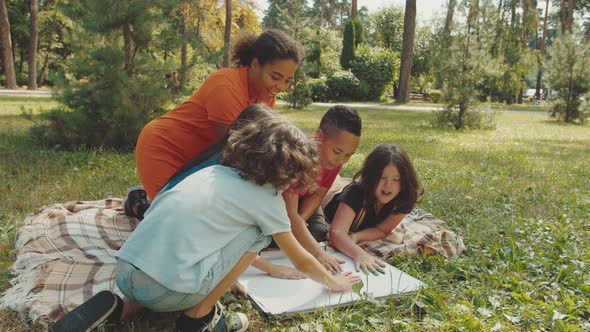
[0,199,138,326]
[359,208,465,258]
[1,194,464,326]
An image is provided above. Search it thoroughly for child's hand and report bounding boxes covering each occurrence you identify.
[354,253,386,276]
[329,272,361,292]
[349,232,359,243]
[316,252,345,274]
[229,281,247,299]
[267,265,306,279]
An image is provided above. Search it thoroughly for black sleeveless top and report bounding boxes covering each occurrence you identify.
[324,182,397,232]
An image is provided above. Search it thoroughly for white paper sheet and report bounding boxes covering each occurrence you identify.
[237,248,426,316]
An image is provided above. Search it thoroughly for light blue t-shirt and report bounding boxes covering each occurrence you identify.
[116,165,291,293]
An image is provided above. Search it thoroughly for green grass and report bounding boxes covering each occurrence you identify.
[1,98,589,331]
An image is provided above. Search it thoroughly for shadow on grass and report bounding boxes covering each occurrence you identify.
[539,118,589,126]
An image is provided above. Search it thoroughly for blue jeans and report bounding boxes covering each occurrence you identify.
[115,226,270,311]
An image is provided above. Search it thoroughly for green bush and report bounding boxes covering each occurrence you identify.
[308,77,329,102]
[433,96,501,130]
[31,47,171,150]
[340,20,356,70]
[284,75,313,109]
[349,45,398,100]
[326,71,360,101]
[430,90,442,103]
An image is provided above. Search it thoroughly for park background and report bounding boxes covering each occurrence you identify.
[0,0,589,330]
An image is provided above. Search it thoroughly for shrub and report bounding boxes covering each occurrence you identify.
[284,73,313,109]
[432,107,500,130]
[349,45,398,100]
[326,71,360,101]
[308,77,329,102]
[433,89,501,130]
[430,90,442,103]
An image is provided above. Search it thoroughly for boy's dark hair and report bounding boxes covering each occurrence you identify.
[167,104,275,186]
[232,29,304,67]
[319,105,362,137]
[353,144,423,214]
[221,117,318,192]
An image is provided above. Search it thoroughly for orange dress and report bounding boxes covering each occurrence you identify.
[135,66,275,199]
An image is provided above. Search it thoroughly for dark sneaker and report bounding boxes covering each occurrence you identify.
[50,290,123,332]
[124,185,150,220]
[176,302,248,332]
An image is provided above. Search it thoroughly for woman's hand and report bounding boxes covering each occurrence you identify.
[354,253,386,276]
[328,272,361,292]
[316,251,345,274]
[267,264,306,279]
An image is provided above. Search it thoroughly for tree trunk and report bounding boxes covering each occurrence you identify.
[0,0,16,89]
[457,0,477,126]
[443,0,456,38]
[510,0,517,28]
[535,0,549,99]
[560,0,567,32]
[566,0,574,33]
[123,22,133,76]
[19,45,24,78]
[351,0,357,19]
[319,0,324,27]
[293,0,300,39]
[38,0,57,86]
[491,0,504,57]
[396,0,416,102]
[222,0,232,68]
[28,0,38,89]
[38,30,52,86]
[522,0,528,48]
[180,0,189,85]
[328,0,334,29]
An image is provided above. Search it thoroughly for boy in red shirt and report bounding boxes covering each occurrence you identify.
[283,105,361,273]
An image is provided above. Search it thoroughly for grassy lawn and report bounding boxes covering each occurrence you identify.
[1,97,589,331]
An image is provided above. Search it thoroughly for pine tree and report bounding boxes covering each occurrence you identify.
[28,0,38,89]
[352,18,364,46]
[31,0,175,149]
[340,19,355,69]
[545,33,590,123]
[436,0,503,129]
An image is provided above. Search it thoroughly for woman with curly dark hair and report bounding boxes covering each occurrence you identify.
[133,29,304,203]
